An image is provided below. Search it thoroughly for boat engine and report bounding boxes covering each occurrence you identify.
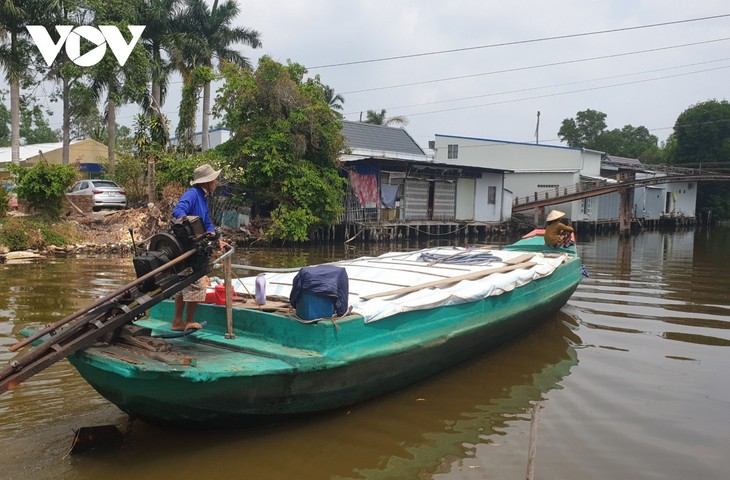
[0,215,231,396]
[133,215,219,293]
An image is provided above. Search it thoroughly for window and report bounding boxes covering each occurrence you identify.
[447,144,458,159]
[581,197,592,214]
[487,186,496,205]
[537,184,559,189]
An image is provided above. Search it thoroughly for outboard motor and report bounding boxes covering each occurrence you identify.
[133,216,218,293]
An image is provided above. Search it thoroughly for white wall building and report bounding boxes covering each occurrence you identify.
[171,128,231,150]
[433,134,603,222]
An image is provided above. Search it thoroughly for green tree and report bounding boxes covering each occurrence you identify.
[672,99,730,221]
[559,109,659,159]
[175,0,261,152]
[19,104,59,143]
[7,159,77,218]
[174,65,211,153]
[138,0,181,116]
[33,0,83,165]
[672,99,730,165]
[0,0,47,164]
[558,109,607,148]
[214,57,347,242]
[0,99,9,146]
[64,82,104,140]
[594,124,659,160]
[321,82,344,116]
[132,112,170,202]
[364,108,408,126]
[86,0,150,174]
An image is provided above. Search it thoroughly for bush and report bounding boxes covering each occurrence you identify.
[6,160,78,218]
[0,217,78,251]
[0,188,9,218]
[109,153,147,205]
[0,218,29,250]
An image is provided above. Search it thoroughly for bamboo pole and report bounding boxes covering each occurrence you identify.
[360,260,536,300]
[223,256,235,339]
[526,402,542,480]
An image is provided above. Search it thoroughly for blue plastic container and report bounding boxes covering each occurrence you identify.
[296,292,335,320]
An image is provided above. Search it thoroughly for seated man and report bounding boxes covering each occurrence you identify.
[544,210,574,248]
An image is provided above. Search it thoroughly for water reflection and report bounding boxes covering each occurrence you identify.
[2,229,730,479]
[33,313,579,480]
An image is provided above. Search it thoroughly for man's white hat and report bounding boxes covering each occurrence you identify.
[190,163,221,186]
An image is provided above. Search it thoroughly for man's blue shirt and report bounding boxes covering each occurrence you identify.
[172,185,215,233]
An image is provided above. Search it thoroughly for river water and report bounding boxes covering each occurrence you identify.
[0,228,728,479]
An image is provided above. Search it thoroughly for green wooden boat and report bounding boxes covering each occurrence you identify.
[67,233,582,426]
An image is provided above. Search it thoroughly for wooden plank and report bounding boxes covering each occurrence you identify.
[503,253,535,265]
[359,261,537,300]
[351,258,475,272]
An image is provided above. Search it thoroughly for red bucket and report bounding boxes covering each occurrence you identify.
[214,283,237,305]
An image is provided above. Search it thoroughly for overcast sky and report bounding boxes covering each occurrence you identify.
[15,0,730,150]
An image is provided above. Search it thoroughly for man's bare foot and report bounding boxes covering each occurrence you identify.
[171,322,203,331]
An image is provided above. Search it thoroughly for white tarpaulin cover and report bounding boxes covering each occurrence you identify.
[232,247,567,323]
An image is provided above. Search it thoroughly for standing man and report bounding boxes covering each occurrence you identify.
[171,163,223,331]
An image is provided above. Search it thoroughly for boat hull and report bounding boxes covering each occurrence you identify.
[69,254,582,426]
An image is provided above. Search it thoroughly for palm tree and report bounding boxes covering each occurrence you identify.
[178,0,260,151]
[364,109,408,127]
[322,84,344,116]
[43,0,80,165]
[0,0,35,165]
[139,0,181,116]
[86,0,149,173]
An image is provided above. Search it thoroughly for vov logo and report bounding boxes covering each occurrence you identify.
[26,25,145,67]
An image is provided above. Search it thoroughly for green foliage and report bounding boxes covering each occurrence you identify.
[63,82,103,141]
[20,104,59,144]
[0,217,78,251]
[0,100,9,147]
[176,66,214,153]
[156,150,226,189]
[672,99,730,165]
[671,100,730,221]
[112,153,148,204]
[558,109,607,147]
[364,109,408,127]
[558,109,658,159]
[594,125,659,160]
[7,160,78,218]
[0,94,60,145]
[0,219,29,250]
[214,57,347,242]
[0,187,9,218]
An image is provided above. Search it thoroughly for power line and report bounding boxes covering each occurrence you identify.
[309,13,730,69]
[341,38,730,95]
[342,65,730,120]
[365,57,730,112]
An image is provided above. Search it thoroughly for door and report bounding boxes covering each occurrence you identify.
[455,178,475,221]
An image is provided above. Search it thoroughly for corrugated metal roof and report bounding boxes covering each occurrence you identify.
[341,121,426,157]
[0,140,88,164]
[604,154,642,166]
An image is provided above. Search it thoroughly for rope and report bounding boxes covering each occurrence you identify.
[229,264,302,273]
[287,305,352,328]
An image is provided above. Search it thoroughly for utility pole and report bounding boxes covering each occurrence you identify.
[534,111,541,144]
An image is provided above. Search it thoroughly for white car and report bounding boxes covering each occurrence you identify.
[68,179,127,210]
